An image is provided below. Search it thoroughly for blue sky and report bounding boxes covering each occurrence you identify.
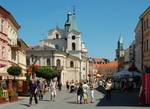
[0,0,150,60]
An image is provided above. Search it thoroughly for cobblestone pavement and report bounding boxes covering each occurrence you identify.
[0,87,149,109]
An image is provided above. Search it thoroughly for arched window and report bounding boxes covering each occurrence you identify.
[72,43,76,50]
[72,35,75,40]
[55,45,59,49]
[56,33,59,39]
[56,59,61,67]
[70,61,74,68]
[47,58,51,66]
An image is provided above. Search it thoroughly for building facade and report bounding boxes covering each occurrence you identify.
[0,6,28,80]
[27,10,89,84]
[124,48,130,69]
[134,21,142,72]
[140,7,150,71]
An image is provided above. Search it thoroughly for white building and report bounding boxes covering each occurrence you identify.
[27,10,89,84]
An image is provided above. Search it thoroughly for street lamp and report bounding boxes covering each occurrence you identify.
[30,55,38,79]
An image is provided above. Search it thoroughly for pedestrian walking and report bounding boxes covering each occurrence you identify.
[49,80,57,102]
[37,80,44,100]
[58,82,62,91]
[66,80,69,91]
[105,78,112,100]
[77,82,83,104]
[28,80,38,107]
[90,83,95,103]
[82,81,89,104]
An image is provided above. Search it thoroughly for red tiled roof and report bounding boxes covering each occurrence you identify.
[94,61,118,69]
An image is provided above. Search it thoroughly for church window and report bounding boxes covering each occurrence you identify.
[55,45,59,49]
[72,35,76,40]
[70,61,74,68]
[56,33,59,39]
[72,43,76,50]
[56,59,61,67]
[47,58,51,66]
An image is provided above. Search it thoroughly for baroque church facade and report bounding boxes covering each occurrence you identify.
[27,10,89,84]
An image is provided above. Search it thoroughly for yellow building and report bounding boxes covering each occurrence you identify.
[140,6,150,70]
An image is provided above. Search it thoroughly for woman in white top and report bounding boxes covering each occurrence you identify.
[49,80,57,102]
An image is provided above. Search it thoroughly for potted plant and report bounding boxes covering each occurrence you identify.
[7,65,22,87]
[0,87,6,103]
[8,88,18,102]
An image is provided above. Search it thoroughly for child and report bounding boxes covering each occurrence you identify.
[83,93,88,104]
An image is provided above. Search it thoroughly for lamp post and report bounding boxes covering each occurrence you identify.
[30,55,38,80]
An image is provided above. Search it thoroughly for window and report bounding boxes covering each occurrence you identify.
[72,36,75,40]
[144,21,146,31]
[147,40,149,52]
[0,19,4,32]
[55,45,59,49]
[2,47,4,58]
[72,43,76,50]
[70,61,74,68]
[56,59,61,67]
[147,19,149,29]
[47,58,51,66]
[56,33,59,39]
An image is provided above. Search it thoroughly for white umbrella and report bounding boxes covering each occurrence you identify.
[113,69,141,77]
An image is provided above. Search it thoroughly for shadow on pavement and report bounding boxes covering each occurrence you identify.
[67,101,79,104]
[96,86,144,107]
[41,99,50,101]
[20,103,30,107]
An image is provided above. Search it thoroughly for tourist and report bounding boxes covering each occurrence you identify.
[37,80,44,100]
[58,82,62,91]
[82,81,89,104]
[66,80,69,91]
[105,78,112,100]
[77,82,83,104]
[90,83,95,103]
[49,79,57,102]
[29,79,38,106]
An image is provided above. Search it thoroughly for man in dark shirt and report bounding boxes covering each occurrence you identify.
[29,80,38,106]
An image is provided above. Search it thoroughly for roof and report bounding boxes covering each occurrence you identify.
[119,35,123,44]
[17,38,29,48]
[27,45,56,51]
[94,61,118,69]
[91,58,107,63]
[140,6,150,19]
[0,6,20,29]
[48,26,65,35]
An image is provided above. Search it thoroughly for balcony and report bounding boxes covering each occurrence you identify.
[0,32,8,42]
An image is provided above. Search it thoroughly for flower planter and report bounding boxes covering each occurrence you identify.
[0,97,7,104]
[9,96,18,102]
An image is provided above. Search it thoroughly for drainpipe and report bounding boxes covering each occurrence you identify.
[141,19,144,72]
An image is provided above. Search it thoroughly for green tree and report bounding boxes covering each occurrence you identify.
[39,66,55,80]
[7,65,22,80]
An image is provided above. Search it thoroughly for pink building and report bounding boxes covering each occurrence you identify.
[0,6,27,80]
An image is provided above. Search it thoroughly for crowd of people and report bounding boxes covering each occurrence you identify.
[66,80,96,104]
[27,78,113,107]
[28,79,58,107]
